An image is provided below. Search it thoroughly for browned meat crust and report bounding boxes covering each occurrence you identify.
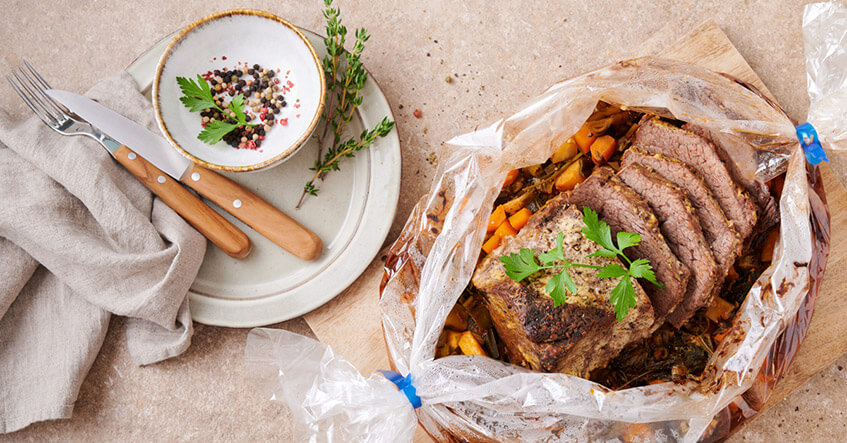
[471,194,654,376]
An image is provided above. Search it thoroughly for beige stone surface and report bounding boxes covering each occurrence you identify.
[0,0,845,441]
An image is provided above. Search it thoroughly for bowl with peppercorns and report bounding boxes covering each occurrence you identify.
[153,9,326,172]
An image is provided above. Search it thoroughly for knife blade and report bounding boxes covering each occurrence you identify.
[47,89,323,261]
[48,89,193,180]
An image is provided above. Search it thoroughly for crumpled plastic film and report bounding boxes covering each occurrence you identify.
[804,1,847,153]
[244,328,416,443]
[242,4,842,442]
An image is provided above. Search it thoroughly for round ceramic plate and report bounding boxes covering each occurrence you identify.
[154,10,325,172]
[128,27,400,327]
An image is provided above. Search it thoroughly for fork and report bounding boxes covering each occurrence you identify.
[7,61,252,258]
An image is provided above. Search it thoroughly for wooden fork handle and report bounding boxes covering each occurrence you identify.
[181,163,323,261]
[113,145,252,259]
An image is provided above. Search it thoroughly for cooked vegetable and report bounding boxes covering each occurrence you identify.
[590,135,618,164]
[446,330,462,349]
[508,208,533,231]
[494,220,517,239]
[551,139,580,163]
[482,233,501,254]
[574,124,597,154]
[554,158,587,192]
[501,190,537,215]
[458,331,486,356]
[503,169,520,188]
[522,164,544,177]
[705,296,735,322]
[483,220,519,253]
[444,305,468,330]
[487,206,507,233]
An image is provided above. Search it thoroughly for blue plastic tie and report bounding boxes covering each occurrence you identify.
[378,370,422,409]
[796,122,828,165]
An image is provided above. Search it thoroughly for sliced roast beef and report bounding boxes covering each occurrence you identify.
[622,147,741,277]
[570,167,689,321]
[472,194,655,376]
[634,118,758,240]
[617,163,721,328]
[682,123,778,231]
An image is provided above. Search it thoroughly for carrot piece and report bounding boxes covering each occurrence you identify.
[494,220,518,238]
[487,206,507,233]
[714,328,731,345]
[705,297,735,323]
[483,219,519,253]
[551,138,579,163]
[458,331,486,356]
[573,124,597,154]
[761,229,779,262]
[482,234,501,254]
[508,208,533,231]
[446,331,462,350]
[554,159,586,192]
[503,169,520,187]
[590,135,618,164]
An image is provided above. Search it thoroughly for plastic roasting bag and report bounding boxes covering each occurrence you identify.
[244,2,843,441]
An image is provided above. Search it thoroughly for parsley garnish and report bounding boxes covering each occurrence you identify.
[176,74,255,145]
[498,207,663,322]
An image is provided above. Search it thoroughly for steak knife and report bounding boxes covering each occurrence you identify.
[47,89,323,261]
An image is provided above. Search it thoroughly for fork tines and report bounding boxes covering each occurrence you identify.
[7,61,71,128]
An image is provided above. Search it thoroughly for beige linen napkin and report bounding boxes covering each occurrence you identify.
[0,72,206,433]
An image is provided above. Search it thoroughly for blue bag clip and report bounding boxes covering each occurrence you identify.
[378,370,422,409]
[796,122,828,165]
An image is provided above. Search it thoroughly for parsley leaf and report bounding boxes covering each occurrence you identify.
[581,207,616,252]
[177,75,221,113]
[197,120,240,145]
[597,263,628,279]
[546,270,576,305]
[616,231,641,253]
[610,277,638,322]
[498,249,543,282]
[629,258,665,288]
[538,232,566,264]
[228,93,248,125]
[177,75,256,145]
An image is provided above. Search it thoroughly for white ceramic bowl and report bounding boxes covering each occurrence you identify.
[153,9,325,172]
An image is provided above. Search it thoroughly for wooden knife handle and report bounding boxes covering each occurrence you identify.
[113,145,252,259]
[182,163,323,261]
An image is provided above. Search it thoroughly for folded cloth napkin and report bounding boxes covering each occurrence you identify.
[0,72,206,433]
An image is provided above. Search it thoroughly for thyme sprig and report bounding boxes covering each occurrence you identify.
[297,0,394,208]
[302,118,395,199]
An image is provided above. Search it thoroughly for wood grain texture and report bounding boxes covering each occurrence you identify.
[114,145,251,258]
[305,20,847,441]
[182,163,322,261]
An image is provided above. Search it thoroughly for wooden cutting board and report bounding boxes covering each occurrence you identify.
[304,20,847,440]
